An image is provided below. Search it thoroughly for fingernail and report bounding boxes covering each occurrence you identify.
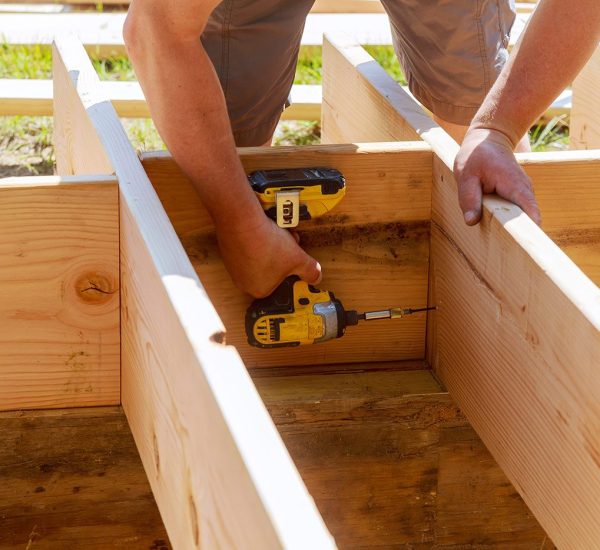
[464,210,478,225]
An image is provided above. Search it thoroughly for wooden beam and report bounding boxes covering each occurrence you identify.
[323,35,600,547]
[0,79,321,121]
[431,158,600,549]
[518,150,600,287]
[52,35,334,549]
[0,406,169,547]
[321,33,458,166]
[142,142,433,367]
[570,45,600,149]
[0,12,528,53]
[0,174,119,411]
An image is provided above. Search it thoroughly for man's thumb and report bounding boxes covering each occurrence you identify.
[293,255,322,286]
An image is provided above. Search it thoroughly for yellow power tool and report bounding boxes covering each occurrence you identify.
[248,167,345,228]
[246,276,435,348]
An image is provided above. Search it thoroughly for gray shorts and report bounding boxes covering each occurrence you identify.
[201,0,516,146]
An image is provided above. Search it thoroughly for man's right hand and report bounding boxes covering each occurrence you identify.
[216,216,322,298]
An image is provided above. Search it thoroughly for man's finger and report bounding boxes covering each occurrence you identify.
[510,186,542,226]
[457,175,483,225]
[293,255,322,286]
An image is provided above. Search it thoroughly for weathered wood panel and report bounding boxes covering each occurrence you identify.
[0,175,119,411]
[0,407,170,549]
[255,368,551,548]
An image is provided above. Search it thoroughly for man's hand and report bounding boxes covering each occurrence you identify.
[216,216,321,298]
[453,128,541,226]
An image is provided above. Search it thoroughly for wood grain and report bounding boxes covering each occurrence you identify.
[255,368,551,548]
[570,45,600,149]
[0,176,119,411]
[431,157,600,549]
[53,36,334,549]
[321,33,458,168]
[142,143,433,366]
[0,407,170,550]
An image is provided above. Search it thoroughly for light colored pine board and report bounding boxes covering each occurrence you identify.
[570,45,600,149]
[0,406,170,549]
[518,150,600,286]
[52,35,334,550]
[255,368,550,548]
[431,157,600,549]
[518,150,600,232]
[0,175,119,411]
[0,79,321,121]
[0,12,528,52]
[321,33,458,167]
[322,35,600,547]
[141,142,432,367]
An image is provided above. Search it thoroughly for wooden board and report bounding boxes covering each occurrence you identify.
[0,406,170,549]
[431,158,600,549]
[321,36,600,547]
[0,175,119,411]
[255,367,550,548]
[52,35,334,549]
[142,142,432,367]
[0,79,321,121]
[518,150,600,286]
[321,33,458,168]
[570,45,600,149]
[0,12,527,54]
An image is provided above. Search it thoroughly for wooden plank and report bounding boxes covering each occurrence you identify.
[321,33,457,167]
[0,406,170,549]
[142,142,432,367]
[255,368,550,548]
[0,79,321,121]
[518,150,600,287]
[0,174,119,411]
[570,45,600,149]
[431,157,600,549]
[0,12,529,52]
[52,35,334,549]
[323,35,600,547]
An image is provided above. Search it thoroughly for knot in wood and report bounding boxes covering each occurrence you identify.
[75,273,116,305]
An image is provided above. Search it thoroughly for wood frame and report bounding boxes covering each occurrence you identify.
[321,32,600,549]
[3,23,598,548]
[571,44,600,150]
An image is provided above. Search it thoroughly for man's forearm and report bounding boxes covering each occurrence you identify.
[124,1,265,231]
[472,0,600,147]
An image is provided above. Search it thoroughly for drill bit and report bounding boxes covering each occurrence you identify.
[360,306,437,321]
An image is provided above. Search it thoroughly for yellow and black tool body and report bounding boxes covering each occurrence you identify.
[246,276,435,348]
[248,168,345,228]
[246,276,357,348]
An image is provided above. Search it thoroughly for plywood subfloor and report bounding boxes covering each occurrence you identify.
[0,407,170,549]
[253,364,554,549]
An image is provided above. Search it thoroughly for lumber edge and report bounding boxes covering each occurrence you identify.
[52,34,334,549]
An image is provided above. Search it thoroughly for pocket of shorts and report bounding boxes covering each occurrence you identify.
[496,0,516,48]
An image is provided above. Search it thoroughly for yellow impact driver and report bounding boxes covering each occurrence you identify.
[248,167,346,228]
[246,276,435,348]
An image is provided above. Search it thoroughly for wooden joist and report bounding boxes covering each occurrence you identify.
[0,174,120,411]
[0,79,322,121]
[322,32,600,548]
[571,44,600,149]
[0,11,528,54]
[141,142,433,367]
[52,34,334,549]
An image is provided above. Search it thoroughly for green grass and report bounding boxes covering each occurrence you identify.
[295,45,406,85]
[0,44,135,80]
[0,42,571,173]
